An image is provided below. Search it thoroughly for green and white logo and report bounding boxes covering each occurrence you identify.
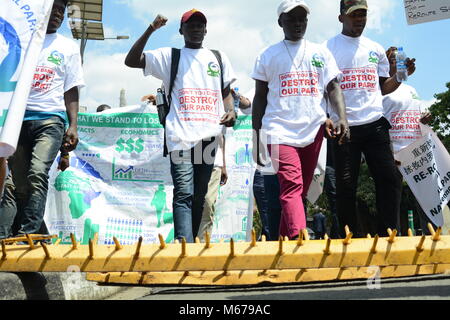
[48,50,64,66]
[312,54,325,68]
[207,61,220,77]
[368,51,379,64]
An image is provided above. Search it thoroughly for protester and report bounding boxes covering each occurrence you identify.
[383,46,434,234]
[96,104,112,112]
[125,9,237,243]
[326,0,416,237]
[0,0,84,239]
[383,47,430,156]
[252,0,349,240]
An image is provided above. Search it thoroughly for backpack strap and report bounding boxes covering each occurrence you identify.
[210,49,226,99]
[162,48,181,158]
[168,48,181,107]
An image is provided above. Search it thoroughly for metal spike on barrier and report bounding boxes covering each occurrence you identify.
[42,242,51,259]
[135,236,143,257]
[158,234,166,250]
[302,229,309,240]
[205,232,211,249]
[345,225,350,236]
[195,237,200,244]
[278,236,284,255]
[113,237,122,251]
[1,241,6,260]
[323,238,332,256]
[261,235,266,242]
[433,227,442,242]
[251,229,257,247]
[70,233,77,250]
[388,229,397,243]
[181,238,187,257]
[408,229,414,237]
[230,238,235,257]
[416,235,426,252]
[367,234,372,239]
[343,232,353,245]
[324,234,329,240]
[284,236,289,241]
[26,234,35,249]
[428,223,435,236]
[88,239,94,259]
[371,235,379,254]
[93,233,99,245]
[296,234,303,247]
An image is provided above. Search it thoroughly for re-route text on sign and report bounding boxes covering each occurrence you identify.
[404,0,450,25]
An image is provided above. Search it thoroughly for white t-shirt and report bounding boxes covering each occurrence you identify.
[251,39,340,147]
[383,84,424,154]
[27,33,85,112]
[144,47,236,152]
[326,34,390,126]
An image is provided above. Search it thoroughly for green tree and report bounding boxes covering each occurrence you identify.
[429,82,450,151]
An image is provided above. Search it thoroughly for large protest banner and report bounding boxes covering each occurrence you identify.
[44,105,255,244]
[397,125,450,227]
[404,0,450,25]
[0,0,53,157]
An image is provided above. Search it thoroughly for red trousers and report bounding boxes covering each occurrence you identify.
[268,127,324,239]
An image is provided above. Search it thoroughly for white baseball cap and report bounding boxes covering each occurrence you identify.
[277,0,310,17]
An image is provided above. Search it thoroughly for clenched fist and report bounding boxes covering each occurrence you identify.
[151,14,168,30]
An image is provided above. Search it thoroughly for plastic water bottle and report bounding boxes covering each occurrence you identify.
[396,47,408,82]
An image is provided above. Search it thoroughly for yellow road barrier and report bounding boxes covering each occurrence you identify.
[86,264,450,286]
[1,227,449,274]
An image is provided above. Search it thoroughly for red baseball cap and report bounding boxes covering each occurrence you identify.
[180,9,207,24]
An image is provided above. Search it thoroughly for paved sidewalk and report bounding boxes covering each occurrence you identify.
[0,272,128,300]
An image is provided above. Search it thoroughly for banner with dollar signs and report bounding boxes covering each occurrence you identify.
[44,105,255,244]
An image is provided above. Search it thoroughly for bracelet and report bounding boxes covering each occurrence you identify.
[61,153,70,159]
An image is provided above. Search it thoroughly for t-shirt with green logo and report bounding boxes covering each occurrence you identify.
[326,34,390,126]
[27,33,85,113]
[251,39,340,148]
[143,47,236,153]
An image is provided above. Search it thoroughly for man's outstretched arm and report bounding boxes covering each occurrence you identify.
[124,14,168,69]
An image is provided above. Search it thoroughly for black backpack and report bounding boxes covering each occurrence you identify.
[161,48,225,157]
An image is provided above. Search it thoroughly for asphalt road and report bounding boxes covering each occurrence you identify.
[108,274,450,301]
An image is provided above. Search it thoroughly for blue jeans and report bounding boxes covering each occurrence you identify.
[170,138,216,243]
[0,117,64,238]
